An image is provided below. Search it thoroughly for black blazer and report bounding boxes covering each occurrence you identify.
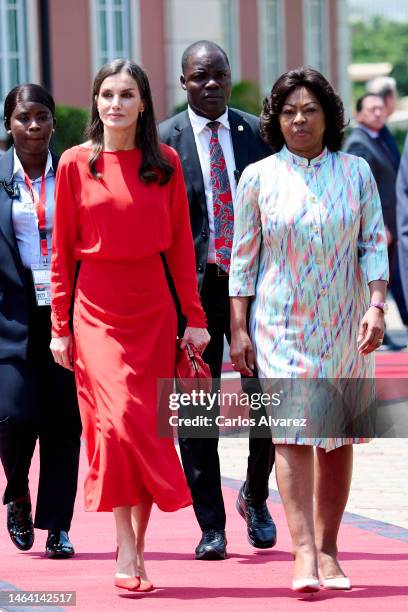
[397,135,408,305]
[0,147,59,361]
[159,108,272,290]
[344,127,397,237]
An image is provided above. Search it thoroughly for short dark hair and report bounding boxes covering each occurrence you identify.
[181,40,230,74]
[260,67,347,152]
[355,92,383,113]
[4,83,55,130]
[86,58,173,185]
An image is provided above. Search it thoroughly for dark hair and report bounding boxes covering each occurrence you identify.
[86,58,173,185]
[260,67,347,152]
[355,92,383,112]
[3,83,55,130]
[181,40,230,74]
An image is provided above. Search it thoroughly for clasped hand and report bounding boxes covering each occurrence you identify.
[179,326,210,353]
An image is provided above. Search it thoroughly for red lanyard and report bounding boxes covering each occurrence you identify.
[24,172,48,258]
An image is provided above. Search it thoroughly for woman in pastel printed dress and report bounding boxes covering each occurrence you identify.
[229,68,388,593]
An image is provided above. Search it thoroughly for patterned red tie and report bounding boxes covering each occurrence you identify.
[207,121,234,273]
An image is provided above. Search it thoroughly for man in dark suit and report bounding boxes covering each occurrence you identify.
[344,93,404,350]
[397,135,408,306]
[159,40,276,560]
[366,76,408,332]
[366,76,400,168]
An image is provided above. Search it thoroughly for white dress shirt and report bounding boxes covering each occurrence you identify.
[188,106,237,263]
[11,150,55,269]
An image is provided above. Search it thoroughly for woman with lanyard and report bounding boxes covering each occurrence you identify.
[0,84,81,558]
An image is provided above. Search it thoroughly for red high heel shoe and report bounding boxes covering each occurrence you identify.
[114,576,141,591]
[137,578,154,592]
[114,547,141,591]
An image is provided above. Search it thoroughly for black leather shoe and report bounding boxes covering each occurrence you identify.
[7,500,35,551]
[195,529,227,560]
[45,530,74,559]
[236,484,277,549]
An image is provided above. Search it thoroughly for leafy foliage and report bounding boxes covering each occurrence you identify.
[53,105,89,155]
[352,16,408,96]
[229,80,263,116]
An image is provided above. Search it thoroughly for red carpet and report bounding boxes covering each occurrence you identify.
[1,352,407,611]
[1,447,408,611]
[375,352,408,377]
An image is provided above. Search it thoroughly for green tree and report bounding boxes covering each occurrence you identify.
[54,105,89,155]
[229,80,262,116]
[352,16,408,96]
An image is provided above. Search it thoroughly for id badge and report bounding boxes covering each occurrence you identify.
[31,263,51,306]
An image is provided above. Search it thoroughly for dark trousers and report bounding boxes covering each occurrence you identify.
[0,282,81,531]
[178,264,274,531]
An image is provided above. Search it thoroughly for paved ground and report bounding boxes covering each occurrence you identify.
[219,437,407,529]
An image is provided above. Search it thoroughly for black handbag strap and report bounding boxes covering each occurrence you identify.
[160,252,187,338]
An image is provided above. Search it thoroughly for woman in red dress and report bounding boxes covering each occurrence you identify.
[50,59,209,591]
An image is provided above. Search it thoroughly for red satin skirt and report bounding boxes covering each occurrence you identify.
[72,254,191,512]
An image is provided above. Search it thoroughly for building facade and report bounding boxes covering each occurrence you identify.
[0,0,349,130]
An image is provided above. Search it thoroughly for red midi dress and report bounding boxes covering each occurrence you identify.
[51,144,205,512]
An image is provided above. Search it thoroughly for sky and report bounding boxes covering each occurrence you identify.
[349,0,408,21]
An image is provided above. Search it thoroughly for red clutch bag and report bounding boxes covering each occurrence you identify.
[175,342,212,395]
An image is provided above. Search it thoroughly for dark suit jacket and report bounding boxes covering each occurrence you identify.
[397,134,408,304]
[380,125,400,170]
[0,147,59,361]
[344,126,397,236]
[159,108,271,290]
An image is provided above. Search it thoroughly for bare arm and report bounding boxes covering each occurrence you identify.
[230,296,255,376]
